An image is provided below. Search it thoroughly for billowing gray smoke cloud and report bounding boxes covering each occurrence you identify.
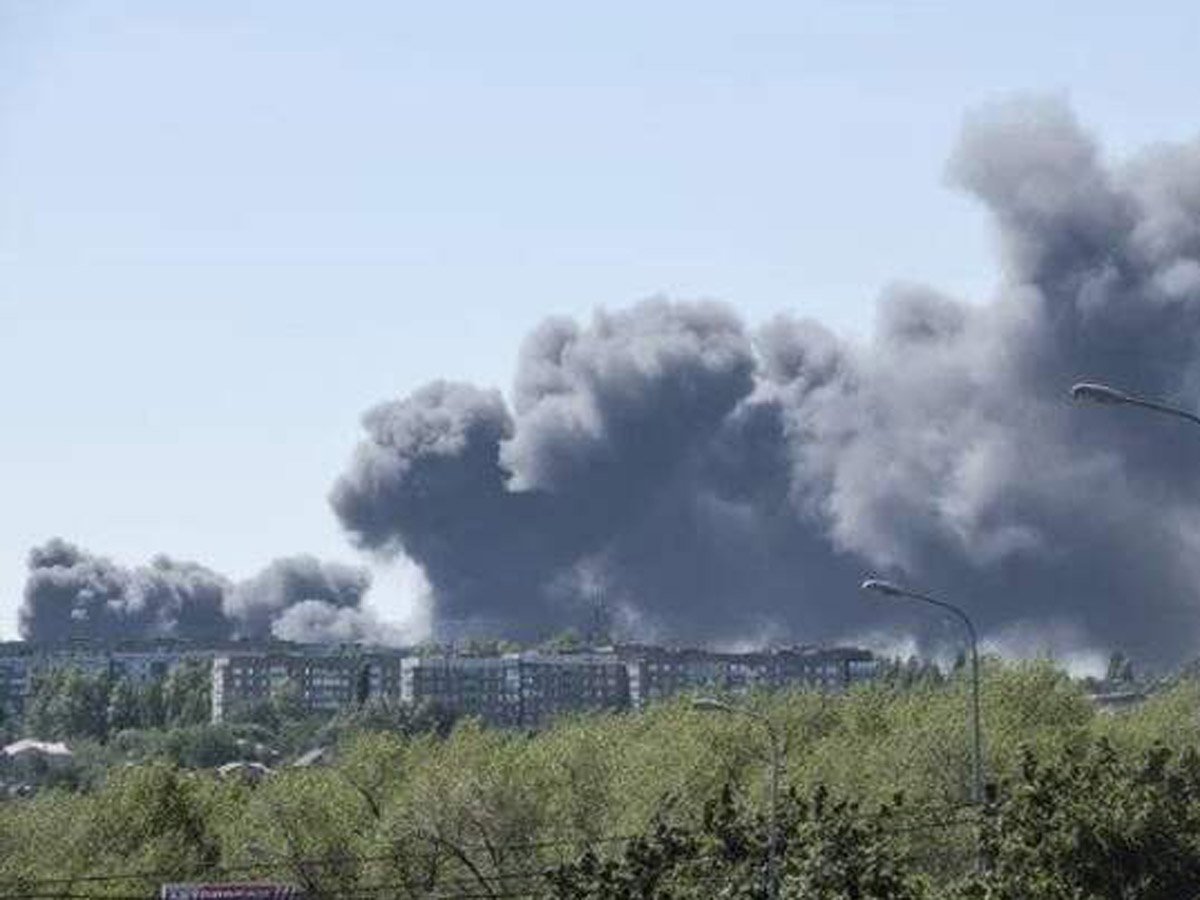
[332,97,1200,665]
[226,555,372,640]
[20,541,379,644]
[21,539,232,642]
[271,601,396,645]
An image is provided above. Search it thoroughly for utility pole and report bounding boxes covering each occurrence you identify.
[693,698,784,899]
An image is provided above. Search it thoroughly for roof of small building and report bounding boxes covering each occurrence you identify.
[291,746,333,768]
[217,761,274,778]
[2,739,72,758]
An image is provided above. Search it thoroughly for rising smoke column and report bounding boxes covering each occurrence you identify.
[332,97,1200,664]
[20,541,381,644]
[330,302,764,636]
[225,554,372,639]
[21,539,232,642]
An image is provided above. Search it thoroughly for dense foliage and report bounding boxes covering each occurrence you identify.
[23,662,212,742]
[0,663,1197,898]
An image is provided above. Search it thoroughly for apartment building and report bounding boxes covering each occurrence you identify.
[767,646,879,690]
[0,646,31,721]
[0,640,398,724]
[620,645,879,710]
[400,646,871,725]
[210,649,402,722]
[399,654,519,726]
[0,641,214,720]
[400,650,630,728]
[1,640,880,728]
[516,651,630,727]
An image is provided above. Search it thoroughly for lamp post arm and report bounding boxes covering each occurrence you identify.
[1124,395,1200,427]
[897,590,978,647]
[1072,382,1200,427]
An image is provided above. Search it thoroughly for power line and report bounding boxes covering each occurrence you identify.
[0,834,640,891]
[0,801,982,898]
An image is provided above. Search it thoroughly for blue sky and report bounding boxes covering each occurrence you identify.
[2,1,1198,637]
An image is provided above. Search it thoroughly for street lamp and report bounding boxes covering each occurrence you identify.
[1071,381,1200,427]
[693,697,784,900]
[860,578,985,806]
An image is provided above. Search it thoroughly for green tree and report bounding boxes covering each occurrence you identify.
[547,783,926,899]
[24,669,111,742]
[164,661,212,727]
[139,678,167,730]
[542,629,585,653]
[11,663,1200,897]
[958,739,1200,899]
[106,678,142,734]
[270,677,308,723]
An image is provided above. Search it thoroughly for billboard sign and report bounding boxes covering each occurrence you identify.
[160,884,304,900]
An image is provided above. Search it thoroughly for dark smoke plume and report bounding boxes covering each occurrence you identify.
[21,539,231,643]
[226,555,372,640]
[20,540,380,644]
[333,97,1200,664]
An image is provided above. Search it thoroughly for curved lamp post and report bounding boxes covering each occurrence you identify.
[693,698,783,899]
[1071,382,1200,427]
[860,578,985,806]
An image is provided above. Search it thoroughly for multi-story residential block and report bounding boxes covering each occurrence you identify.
[107,647,185,683]
[400,654,519,726]
[1,639,879,729]
[0,640,216,720]
[210,648,403,722]
[622,647,729,708]
[400,650,630,728]
[760,646,880,691]
[0,646,31,721]
[516,651,630,727]
[619,645,878,710]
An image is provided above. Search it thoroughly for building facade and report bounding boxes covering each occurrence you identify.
[518,651,630,727]
[210,649,403,723]
[399,651,631,728]
[0,641,217,721]
[399,655,519,726]
[619,645,879,710]
[1,640,880,729]
[0,646,31,721]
